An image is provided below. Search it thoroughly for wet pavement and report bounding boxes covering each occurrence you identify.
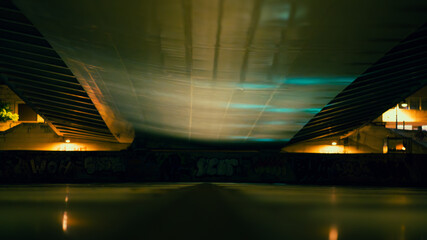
[1,183,427,240]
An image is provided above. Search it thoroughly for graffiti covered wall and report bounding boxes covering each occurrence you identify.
[0,150,426,186]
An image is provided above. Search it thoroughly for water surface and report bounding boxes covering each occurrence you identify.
[1,183,426,240]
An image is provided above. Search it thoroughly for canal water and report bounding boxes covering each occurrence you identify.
[1,183,426,240]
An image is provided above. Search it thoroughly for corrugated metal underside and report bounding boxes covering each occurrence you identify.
[0,1,117,142]
[290,23,427,144]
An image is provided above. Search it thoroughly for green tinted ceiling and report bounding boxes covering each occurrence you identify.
[13,0,427,144]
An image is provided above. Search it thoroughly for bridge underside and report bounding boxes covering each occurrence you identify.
[1,0,426,148]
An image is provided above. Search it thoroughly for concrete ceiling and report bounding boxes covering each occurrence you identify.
[10,0,427,145]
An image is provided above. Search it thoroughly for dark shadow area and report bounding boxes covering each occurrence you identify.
[130,130,287,151]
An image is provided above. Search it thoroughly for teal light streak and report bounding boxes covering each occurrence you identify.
[265,108,322,114]
[279,11,290,20]
[228,136,253,140]
[262,121,289,125]
[262,121,306,125]
[279,77,354,85]
[303,108,322,114]
[229,104,322,114]
[265,108,294,113]
[229,103,265,109]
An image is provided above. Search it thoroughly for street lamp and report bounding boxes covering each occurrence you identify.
[395,104,398,129]
[395,101,408,129]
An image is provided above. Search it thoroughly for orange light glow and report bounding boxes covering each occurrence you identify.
[283,143,369,154]
[56,143,87,151]
[320,145,344,154]
[383,145,388,154]
[62,211,68,232]
[382,108,414,122]
[65,139,71,143]
[396,143,405,151]
[329,225,338,240]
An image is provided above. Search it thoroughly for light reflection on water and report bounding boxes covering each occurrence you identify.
[329,225,338,240]
[0,183,427,240]
[62,211,68,232]
[62,187,69,232]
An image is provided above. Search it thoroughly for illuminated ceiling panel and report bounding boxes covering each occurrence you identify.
[12,0,427,144]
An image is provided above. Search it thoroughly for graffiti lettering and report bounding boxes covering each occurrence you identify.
[84,157,125,174]
[196,158,238,177]
[31,159,47,174]
[30,159,71,174]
